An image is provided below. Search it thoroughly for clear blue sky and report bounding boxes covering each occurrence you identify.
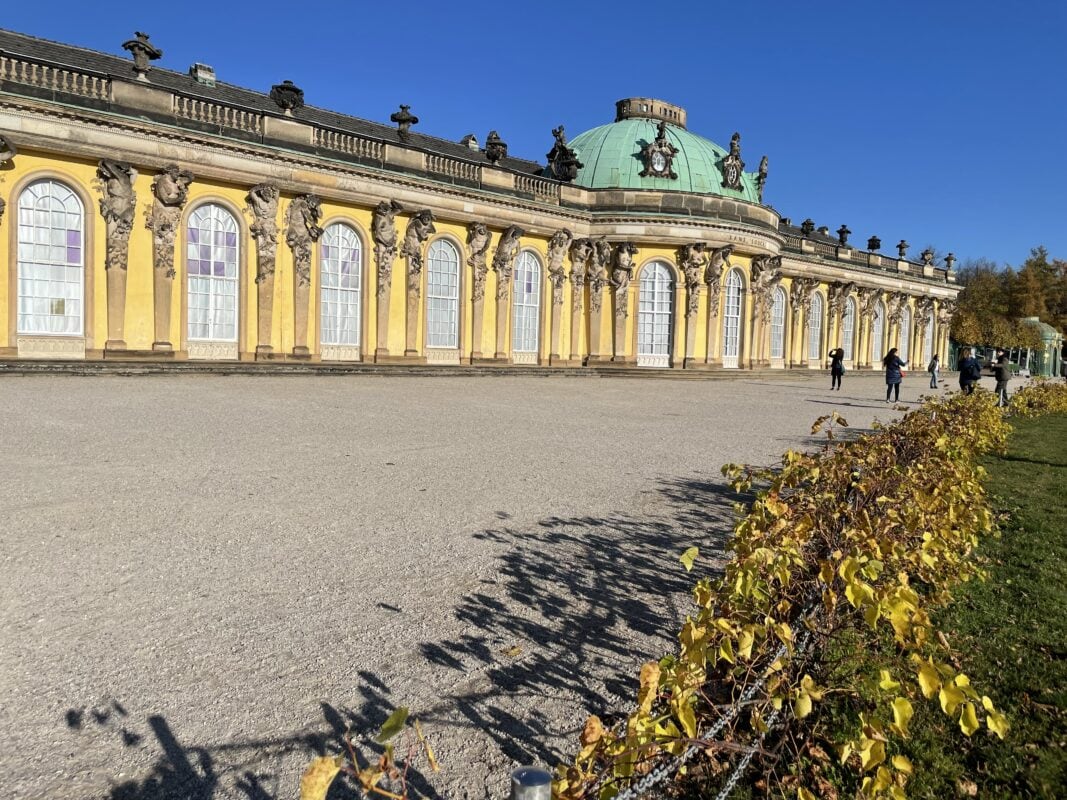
[4,0,1065,266]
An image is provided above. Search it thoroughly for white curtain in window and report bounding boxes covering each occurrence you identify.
[320,223,362,346]
[770,286,786,359]
[187,204,239,342]
[511,251,541,353]
[16,180,84,335]
[842,297,856,360]
[637,261,674,362]
[426,239,460,348]
[807,293,824,361]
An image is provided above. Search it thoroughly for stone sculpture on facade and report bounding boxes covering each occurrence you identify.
[95,159,138,349]
[867,236,882,252]
[467,223,492,303]
[704,244,733,316]
[246,183,280,356]
[546,229,573,307]
[270,80,304,113]
[756,155,768,202]
[857,287,883,320]
[945,253,957,271]
[569,238,593,363]
[920,248,935,267]
[800,218,816,236]
[546,126,584,182]
[611,243,637,317]
[0,134,16,165]
[372,200,402,297]
[122,32,162,79]
[680,243,709,319]
[720,132,745,190]
[390,105,419,142]
[492,225,524,359]
[402,210,436,355]
[285,195,324,357]
[751,256,784,319]
[828,280,855,318]
[639,120,679,179]
[886,292,909,326]
[587,238,611,313]
[466,222,493,360]
[790,276,819,314]
[897,240,909,259]
[837,225,851,246]
[484,131,508,164]
[145,164,193,351]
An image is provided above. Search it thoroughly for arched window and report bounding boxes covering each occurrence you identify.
[426,239,460,348]
[872,301,886,362]
[807,292,824,362]
[721,269,744,368]
[511,250,541,354]
[320,223,362,347]
[187,204,239,342]
[770,286,786,360]
[923,315,935,364]
[842,297,856,361]
[637,261,674,367]
[16,179,85,335]
[899,306,911,362]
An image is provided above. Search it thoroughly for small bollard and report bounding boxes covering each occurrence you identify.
[510,765,552,800]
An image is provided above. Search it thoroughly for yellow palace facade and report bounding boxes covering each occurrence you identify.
[0,29,958,369]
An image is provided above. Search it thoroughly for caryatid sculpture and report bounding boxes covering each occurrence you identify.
[680,243,709,319]
[828,280,856,320]
[401,209,436,355]
[492,225,524,358]
[371,199,402,356]
[467,222,492,303]
[247,183,280,355]
[286,194,324,357]
[569,238,593,362]
[587,238,612,313]
[372,200,402,297]
[858,287,883,320]
[751,255,783,322]
[546,228,573,307]
[704,244,733,316]
[611,242,638,317]
[96,159,138,349]
[145,164,193,350]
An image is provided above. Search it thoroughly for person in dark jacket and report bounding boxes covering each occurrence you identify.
[828,347,845,391]
[928,354,940,389]
[958,348,981,395]
[993,348,1011,406]
[883,347,907,403]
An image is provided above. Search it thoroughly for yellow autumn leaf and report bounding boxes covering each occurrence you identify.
[719,637,736,664]
[794,692,813,719]
[892,754,913,774]
[879,669,901,691]
[891,697,914,737]
[675,696,697,739]
[638,661,660,715]
[859,739,886,771]
[413,719,439,772]
[940,685,965,716]
[300,756,343,800]
[797,787,817,800]
[959,702,979,736]
[986,708,1009,739]
[917,661,941,698]
[800,674,824,700]
[737,629,755,660]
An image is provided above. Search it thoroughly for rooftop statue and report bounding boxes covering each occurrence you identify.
[546,125,584,182]
[122,31,162,78]
[390,105,419,142]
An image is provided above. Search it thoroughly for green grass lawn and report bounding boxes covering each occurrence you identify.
[780,414,1067,800]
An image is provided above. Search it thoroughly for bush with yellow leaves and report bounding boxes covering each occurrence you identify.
[555,391,1019,800]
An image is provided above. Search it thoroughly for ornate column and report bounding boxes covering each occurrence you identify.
[886,292,907,354]
[247,183,280,357]
[611,243,637,363]
[703,245,732,365]
[679,244,708,367]
[371,201,401,359]
[749,256,782,368]
[586,238,611,362]
[827,281,855,355]
[466,223,492,361]
[491,225,523,359]
[95,159,138,351]
[937,300,955,361]
[546,229,573,365]
[145,164,192,352]
[401,210,436,356]
[284,195,323,358]
[914,297,935,366]
[856,288,881,369]
[790,277,818,367]
[569,239,592,364]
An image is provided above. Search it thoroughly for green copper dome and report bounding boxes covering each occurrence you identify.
[563,101,761,203]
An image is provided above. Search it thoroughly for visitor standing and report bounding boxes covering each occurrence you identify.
[828,347,845,391]
[958,348,981,395]
[928,354,940,389]
[883,347,907,403]
[993,349,1011,407]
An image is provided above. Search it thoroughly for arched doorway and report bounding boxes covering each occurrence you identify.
[721,269,744,369]
[636,261,674,367]
[511,250,542,364]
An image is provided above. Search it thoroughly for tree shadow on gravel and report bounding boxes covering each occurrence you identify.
[63,688,435,800]
[414,474,748,769]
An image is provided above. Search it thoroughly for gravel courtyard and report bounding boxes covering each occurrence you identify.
[0,372,936,799]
